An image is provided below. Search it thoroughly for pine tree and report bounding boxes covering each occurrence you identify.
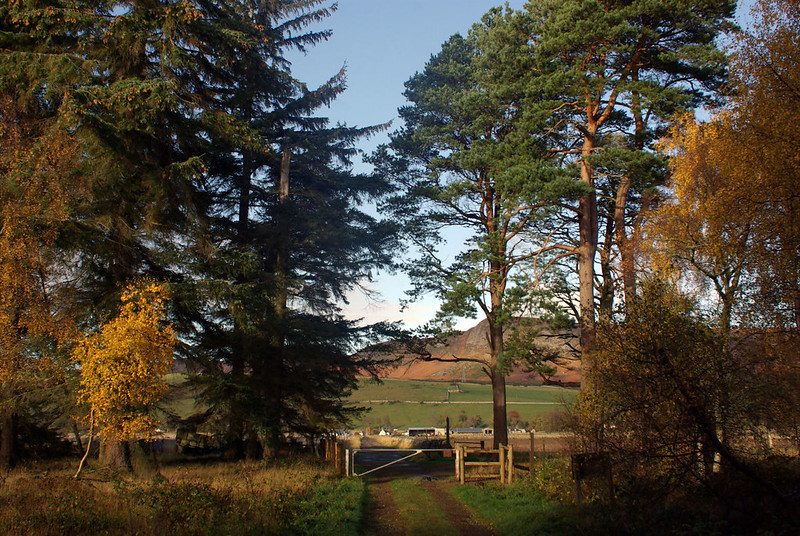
[488,0,736,394]
[373,14,579,448]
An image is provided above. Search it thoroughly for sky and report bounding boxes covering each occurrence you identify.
[285,1,528,330]
[285,0,756,331]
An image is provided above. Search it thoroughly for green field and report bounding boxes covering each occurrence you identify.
[162,375,577,432]
[348,379,577,431]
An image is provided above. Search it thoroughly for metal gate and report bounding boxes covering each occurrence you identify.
[346,448,451,477]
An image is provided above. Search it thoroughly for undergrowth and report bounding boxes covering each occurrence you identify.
[0,458,363,536]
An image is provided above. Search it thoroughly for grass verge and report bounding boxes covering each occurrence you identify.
[447,457,590,536]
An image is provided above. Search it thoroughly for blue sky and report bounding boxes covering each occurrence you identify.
[286,1,527,330]
[288,1,527,154]
[286,0,755,331]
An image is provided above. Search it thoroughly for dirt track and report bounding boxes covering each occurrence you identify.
[356,437,497,536]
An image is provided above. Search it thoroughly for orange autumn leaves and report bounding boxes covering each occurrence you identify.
[644,0,800,329]
[73,281,176,441]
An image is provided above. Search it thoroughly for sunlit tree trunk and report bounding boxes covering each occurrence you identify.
[578,128,599,393]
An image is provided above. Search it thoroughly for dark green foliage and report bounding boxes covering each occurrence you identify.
[1,0,397,462]
[373,10,581,447]
[168,2,398,450]
[478,0,738,352]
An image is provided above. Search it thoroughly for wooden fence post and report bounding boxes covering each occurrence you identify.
[500,445,507,484]
[336,442,344,477]
[529,431,535,476]
[507,445,513,484]
[459,446,465,485]
[456,446,460,483]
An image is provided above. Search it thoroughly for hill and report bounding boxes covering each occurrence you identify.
[359,319,581,386]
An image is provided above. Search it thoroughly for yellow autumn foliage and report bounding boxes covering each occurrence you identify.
[646,112,763,281]
[0,95,85,399]
[645,0,800,329]
[74,280,176,441]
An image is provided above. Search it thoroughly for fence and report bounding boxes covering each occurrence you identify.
[455,444,513,484]
[323,438,346,476]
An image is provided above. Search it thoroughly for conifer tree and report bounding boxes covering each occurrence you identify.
[180,2,396,456]
[374,14,578,448]
[487,0,736,393]
[1,0,393,463]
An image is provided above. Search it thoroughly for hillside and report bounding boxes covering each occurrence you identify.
[360,319,582,386]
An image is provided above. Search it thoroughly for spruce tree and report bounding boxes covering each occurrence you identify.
[182,2,396,457]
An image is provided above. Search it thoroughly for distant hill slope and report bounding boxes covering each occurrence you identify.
[359,319,582,386]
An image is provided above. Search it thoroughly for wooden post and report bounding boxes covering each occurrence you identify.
[459,446,465,485]
[454,445,460,481]
[507,445,513,484]
[500,445,507,484]
[529,431,535,475]
[572,455,583,505]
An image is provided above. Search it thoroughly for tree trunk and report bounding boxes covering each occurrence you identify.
[0,409,17,471]
[101,438,132,470]
[615,175,636,307]
[615,82,645,309]
[72,420,84,455]
[598,213,615,323]
[225,148,255,461]
[578,176,598,392]
[491,369,508,449]
[262,147,292,461]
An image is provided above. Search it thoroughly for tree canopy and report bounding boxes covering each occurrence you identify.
[0,0,397,464]
[374,13,578,447]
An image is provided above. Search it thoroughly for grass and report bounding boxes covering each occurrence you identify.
[160,375,577,431]
[389,479,459,536]
[447,458,589,536]
[349,379,577,430]
[449,478,582,536]
[351,379,577,403]
[0,457,364,536]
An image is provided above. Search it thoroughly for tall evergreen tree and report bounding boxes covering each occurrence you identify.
[2,0,393,464]
[181,2,397,457]
[373,14,578,448]
[487,0,735,394]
